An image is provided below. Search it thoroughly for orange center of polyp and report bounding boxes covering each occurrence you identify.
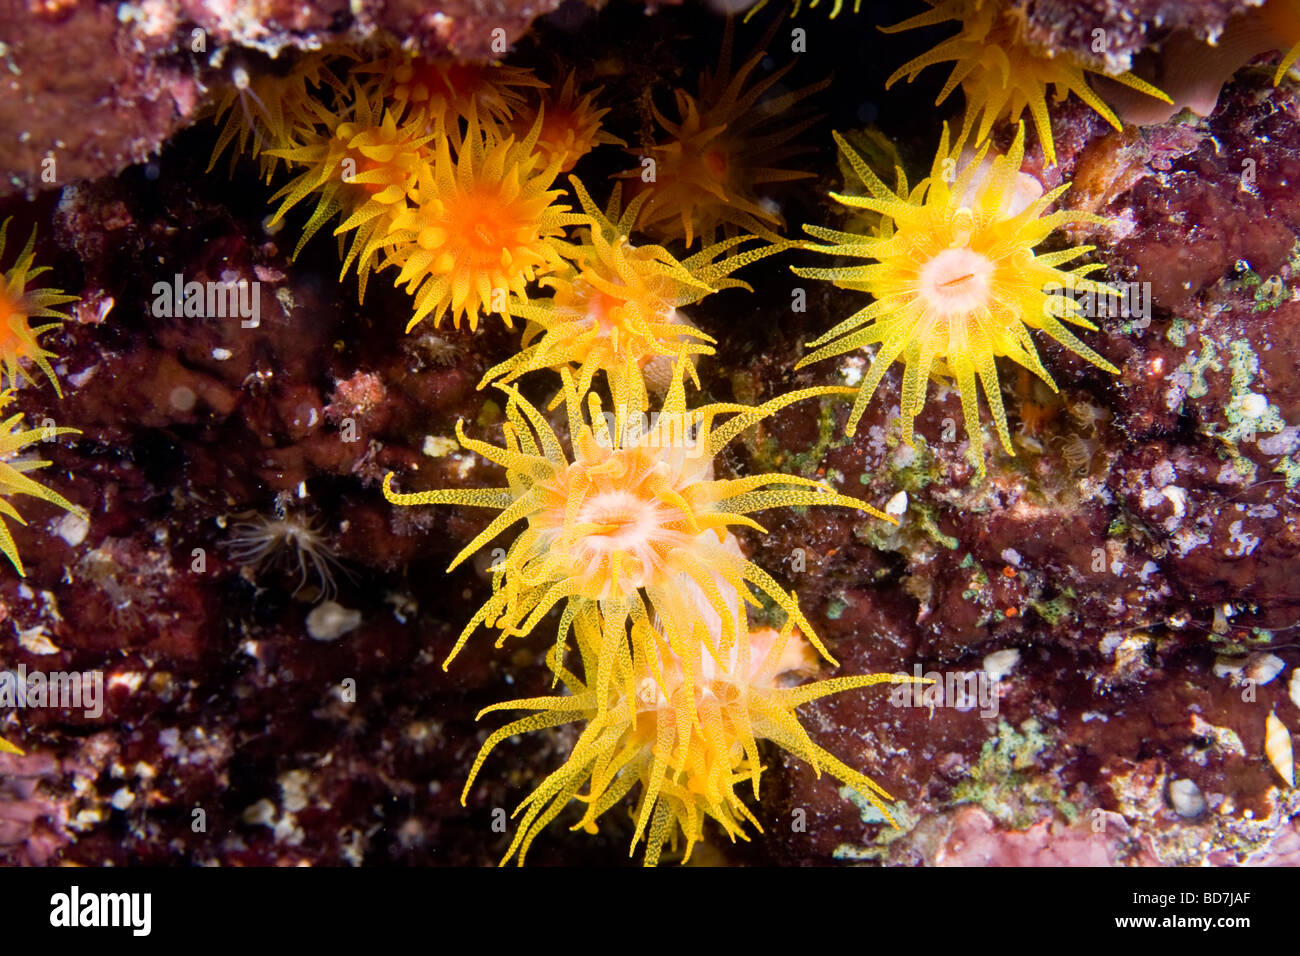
[401,61,482,103]
[918,246,995,319]
[444,191,515,267]
[0,297,23,350]
[568,488,675,590]
[703,146,729,182]
[578,491,654,540]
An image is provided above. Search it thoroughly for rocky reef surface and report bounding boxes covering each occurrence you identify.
[0,0,1298,866]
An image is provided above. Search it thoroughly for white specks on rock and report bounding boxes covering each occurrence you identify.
[1258,425,1300,456]
[1226,520,1260,556]
[1215,462,1247,485]
[1212,655,1246,680]
[838,355,865,386]
[1169,525,1208,557]
[1160,485,1186,518]
[1237,392,1268,418]
[421,434,459,458]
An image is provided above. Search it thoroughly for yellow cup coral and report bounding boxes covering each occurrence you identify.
[266,82,435,297]
[356,52,547,134]
[621,18,828,246]
[382,364,891,678]
[0,389,84,576]
[793,123,1120,472]
[206,50,351,181]
[508,70,626,174]
[378,106,585,332]
[883,0,1171,166]
[465,600,924,866]
[483,177,789,410]
[0,220,77,398]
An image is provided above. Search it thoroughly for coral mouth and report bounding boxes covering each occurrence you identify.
[918,246,996,317]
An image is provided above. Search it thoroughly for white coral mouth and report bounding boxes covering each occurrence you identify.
[918,245,996,320]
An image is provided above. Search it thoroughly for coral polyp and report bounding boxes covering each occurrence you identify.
[623,22,828,246]
[793,123,1119,471]
[0,220,76,398]
[378,109,583,332]
[267,83,434,293]
[222,504,347,601]
[8,0,1300,877]
[359,53,547,132]
[482,178,788,407]
[464,609,921,866]
[882,0,1171,165]
[0,389,83,576]
[509,71,625,173]
[206,51,349,181]
[382,366,892,673]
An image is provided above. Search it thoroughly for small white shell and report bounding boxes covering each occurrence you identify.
[1243,652,1285,686]
[1168,779,1206,819]
[1212,655,1245,680]
[17,625,59,655]
[1264,711,1294,788]
[983,648,1020,682]
[306,601,362,642]
[1161,485,1187,518]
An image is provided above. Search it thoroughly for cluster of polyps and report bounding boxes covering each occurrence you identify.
[383,363,922,863]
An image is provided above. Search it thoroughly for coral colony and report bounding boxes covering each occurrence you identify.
[2,0,1300,867]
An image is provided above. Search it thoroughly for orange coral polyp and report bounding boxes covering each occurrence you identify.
[625,21,829,246]
[464,605,924,866]
[366,55,546,131]
[882,0,1171,166]
[267,86,433,298]
[381,110,581,332]
[533,437,701,599]
[382,366,892,675]
[793,123,1121,473]
[0,388,83,576]
[0,219,76,398]
[510,71,625,173]
[483,177,787,408]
